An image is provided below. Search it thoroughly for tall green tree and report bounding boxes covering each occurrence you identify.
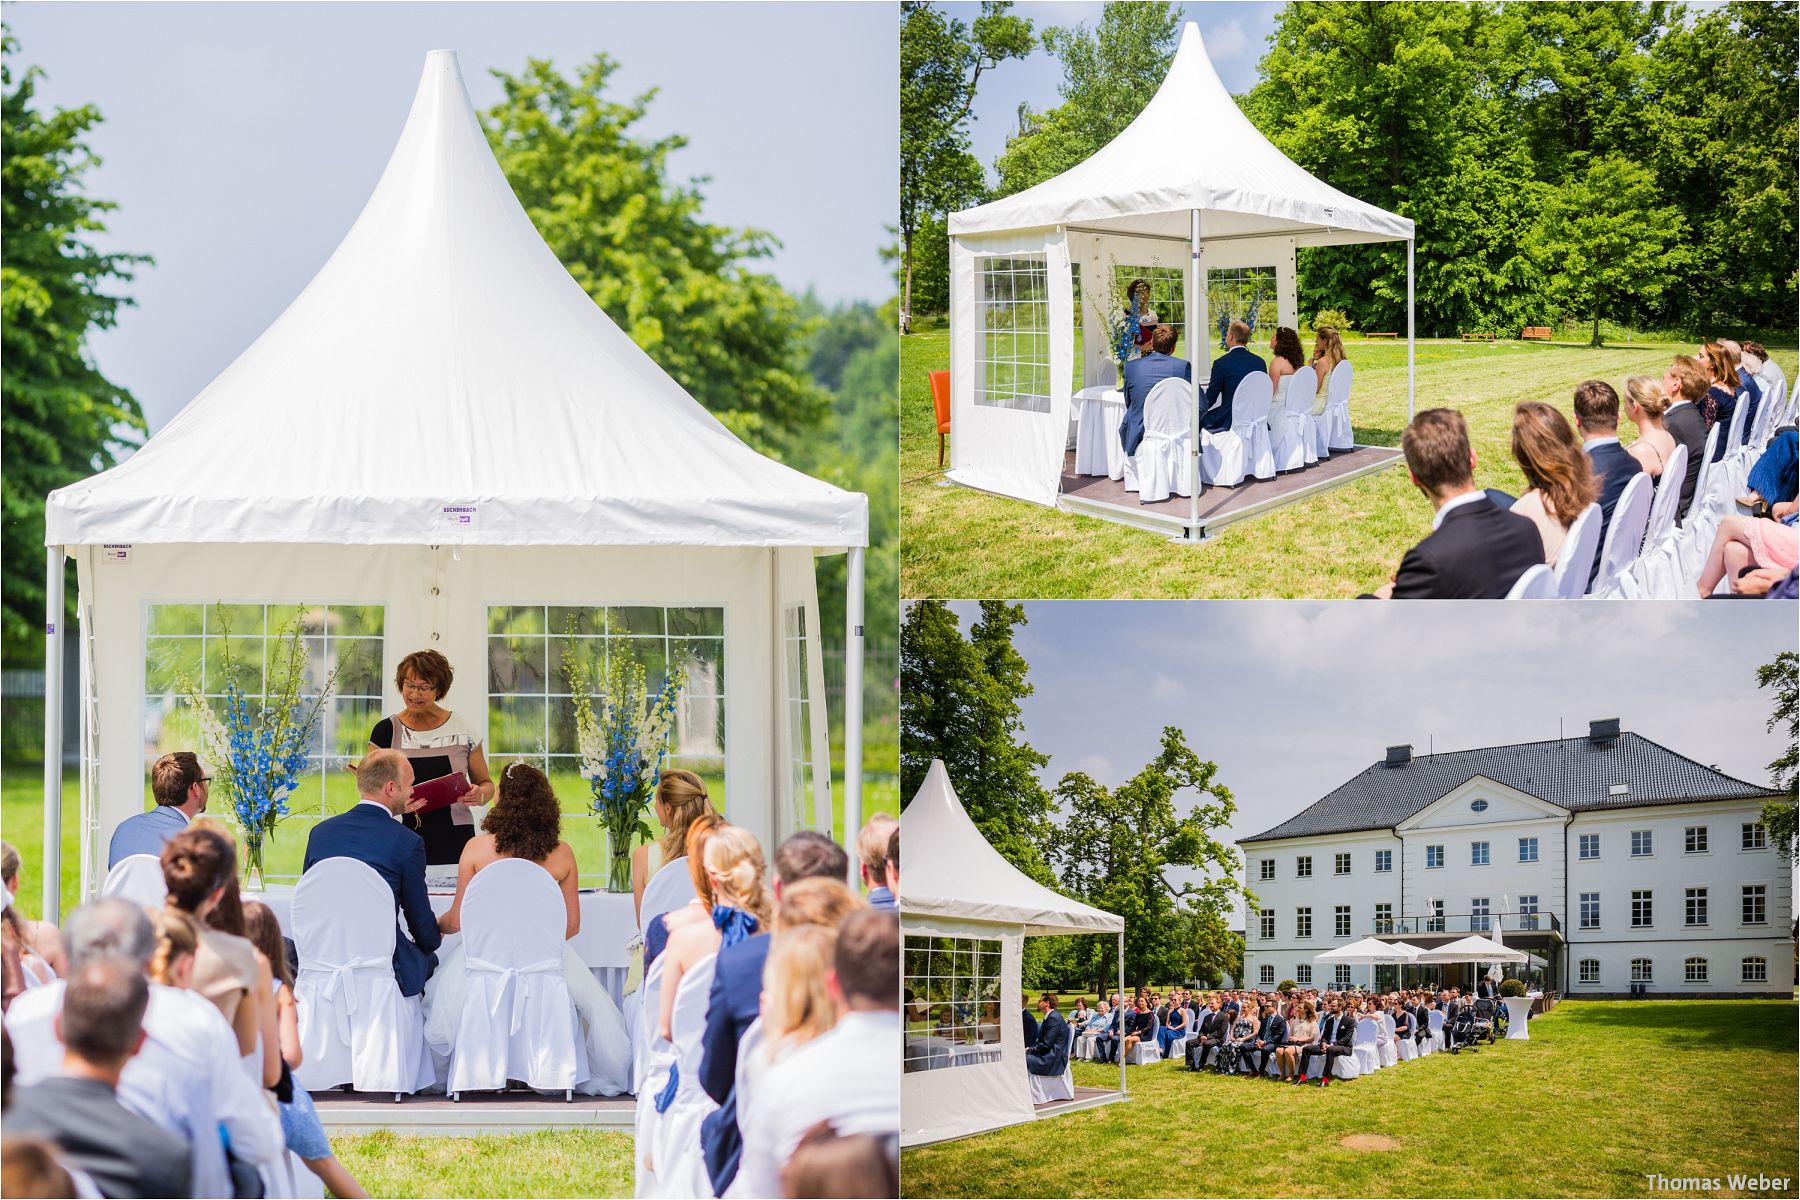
[1,33,149,661]
[1757,650,1798,860]
[481,56,825,457]
[900,599,1054,882]
[899,2,1034,331]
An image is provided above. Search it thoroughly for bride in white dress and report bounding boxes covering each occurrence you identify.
[424,762,632,1095]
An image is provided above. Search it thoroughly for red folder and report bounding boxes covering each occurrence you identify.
[410,771,471,813]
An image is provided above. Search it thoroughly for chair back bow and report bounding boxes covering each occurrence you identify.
[465,955,565,1035]
[299,954,394,1042]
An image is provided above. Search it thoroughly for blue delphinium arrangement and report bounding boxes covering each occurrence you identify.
[181,608,340,888]
[561,620,682,892]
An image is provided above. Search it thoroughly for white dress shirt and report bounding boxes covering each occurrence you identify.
[734,1009,900,1199]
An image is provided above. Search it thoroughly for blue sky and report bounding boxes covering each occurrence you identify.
[5,2,896,434]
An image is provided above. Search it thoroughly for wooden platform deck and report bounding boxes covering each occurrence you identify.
[312,1089,635,1136]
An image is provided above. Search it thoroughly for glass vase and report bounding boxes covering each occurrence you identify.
[243,834,266,893]
[606,836,633,894]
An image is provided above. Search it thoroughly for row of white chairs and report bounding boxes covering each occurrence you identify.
[1078,1009,1454,1082]
[1126,361,1356,503]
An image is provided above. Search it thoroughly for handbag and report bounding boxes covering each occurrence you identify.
[623,932,646,996]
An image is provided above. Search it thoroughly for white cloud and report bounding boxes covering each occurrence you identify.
[1204,18,1249,59]
[1149,673,1189,702]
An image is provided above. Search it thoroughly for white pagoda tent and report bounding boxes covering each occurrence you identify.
[901,760,1125,1146]
[945,21,1415,529]
[39,51,868,915]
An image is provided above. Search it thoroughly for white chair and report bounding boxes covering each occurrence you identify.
[649,952,720,1200]
[1028,1022,1077,1105]
[1588,472,1654,596]
[1724,390,1753,459]
[1618,442,1689,598]
[1351,1018,1382,1074]
[633,955,672,1198]
[1125,1014,1161,1064]
[1751,376,1789,448]
[1675,426,1726,589]
[1320,360,1355,451]
[447,859,587,1101]
[1378,1014,1399,1067]
[1134,377,1195,504]
[100,854,168,910]
[1328,1041,1361,1080]
[292,858,433,1099]
[1505,562,1555,599]
[640,856,696,932]
[1273,365,1319,471]
[1550,502,1603,598]
[1393,1015,1417,1062]
[1201,372,1274,487]
[1426,1009,1446,1053]
[1164,1011,1193,1062]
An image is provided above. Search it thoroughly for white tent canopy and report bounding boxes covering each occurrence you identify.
[1313,937,1418,965]
[901,761,1123,1146]
[1412,935,1530,965]
[946,21,1415,519]
[39,51,867,916]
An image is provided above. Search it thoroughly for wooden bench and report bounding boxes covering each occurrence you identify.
[1521,326,1554,341]
[1461,331,1496,341]
[1363,331,1397,338]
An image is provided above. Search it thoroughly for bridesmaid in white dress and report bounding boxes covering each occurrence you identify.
[425,763,633,1096]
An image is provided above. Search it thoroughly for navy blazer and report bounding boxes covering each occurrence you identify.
[1120,351,1191,455]
[302,803,441,996]
[1665,401,1707,522]
[1389,496,1545,599]
[1023,1007,1040,1047]
[1200,346,1267,433]
[699,932,770,1194]
[1256,1013,1288,1046]
[1027,1010,1071,1076]
[107,804,191,869]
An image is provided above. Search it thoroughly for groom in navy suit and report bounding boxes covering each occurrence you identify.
[1026,994,1071,1078]
[1200,319,1266,433]
[301,750,441,997]
[1120,323,1190,456]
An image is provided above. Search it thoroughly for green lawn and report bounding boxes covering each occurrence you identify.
[330,1129,633,1197]
[901,333,1799,598]
[901,999,1800,1198]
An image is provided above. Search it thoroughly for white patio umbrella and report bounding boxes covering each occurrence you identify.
[1411,934,1528,964]
[1313,937,1418,964]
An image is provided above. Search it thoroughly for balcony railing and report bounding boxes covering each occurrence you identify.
[1375,911,1561,937]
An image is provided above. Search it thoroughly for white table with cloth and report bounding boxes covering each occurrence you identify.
[1073,385,1128,479]
[260,885,639,1007]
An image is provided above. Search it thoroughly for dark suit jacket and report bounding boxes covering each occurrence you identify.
[1200,346,1267,433]
[1256,1013,1288,1046]
[1317,1013,1356,1048]
[1665,401,1707,522]
[1586,439,1645,586]
[1027,1010,1071,1076]
[1389,495,1546,599]
[302,803,441,996]
[699,931,770,1194]
[1022,1007,1039,1048]
[1120,351,1191,455]
[7,1076,192,1199]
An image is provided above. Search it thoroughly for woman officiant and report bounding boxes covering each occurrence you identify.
[365,649,494,865]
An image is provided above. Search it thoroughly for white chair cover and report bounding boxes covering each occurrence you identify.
[448,859,589,1098]
[1589,472,1653,596]
[1164,1011,1192,1062]
[1027,1023,1077,1105]
[1321,360,1355,451]
[292,857,433,1096]
[1505,562,1555,599]
[100,854,168,910]
[1618,443,1689,598]
[1378,1014,1399,1067]
[649,952,720,1200]
[1352,1018,1382,1073]
[1201,372,1274,487]
[1550,503,1603,598]
[1135,377,1195,504]
[1724,391,1752,458]
[1393,1015,1417,1062]
[633,955,672,1199]
[1274,366,1319,470]
[640,857,696,932]
[1752,376,1790,447]
[1676,426,1726,590]
[1126,1014,1161,1064]
[1426,1008,1446,1052]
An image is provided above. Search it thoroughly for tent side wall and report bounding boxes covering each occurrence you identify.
[76,542,807,897]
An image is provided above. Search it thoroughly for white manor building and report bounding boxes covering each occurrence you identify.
[1238,720,1792,999]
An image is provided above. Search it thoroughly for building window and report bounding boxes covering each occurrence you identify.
[1742,957,1768,983]
[1259,858,1275,881]
[1296,964,1312,985]
[1630,958,1653,984]
[1630,829,1653,857]
[1579,892,1600,930]
[1684,826,1708,854]
[1579,833,1600,860]
[1296,908,1312,939]
[1685,887,1707,926]
[1518,836,1538,863]
[1334,906,1351,938]
[1296,855,1312,878]
[1471,898,1490,932]
[1742,885,1767,925]
[1259,909,1275,940]
[1742,822,1768,850]
[1334,965,1352,988]
[1425,844,1444,869]
[1427,899,1445,933]
[1374,902,1394,934]
[1374,849,1393,873]
[1578,959,1600,984]
[1631,890,1653,928]
[902,935,1002,1073]
[1334,852,1351,876]
[1470,797,1489,813]
[1517,895,1539,931]
[976,256,1051,412]
[1259,964,1275,986]
[1684,957,1708,983]
[1471,841,1490,866]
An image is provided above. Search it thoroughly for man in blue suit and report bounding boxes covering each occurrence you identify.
[1119,323,1190,456]
[107,751,209,868]
[1244,1000,1288,1078]
[1200,319,1267,433]
[301,750,440,997]
[698,830,849,1196]
[1026,993,1071,1078]
[1573,380,1646,587]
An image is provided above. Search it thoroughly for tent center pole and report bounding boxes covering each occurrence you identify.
[1406,239,1416,422]
[42,546,65,923]
[1117,928,1127,1097]
[843,546,864,863]
[1187,208,1203,537]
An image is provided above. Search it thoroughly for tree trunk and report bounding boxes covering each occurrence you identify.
[1590,308,1603,348]
[901,233,915,336]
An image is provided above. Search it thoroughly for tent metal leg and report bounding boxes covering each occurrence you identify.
[43,547,64,923]
[843,546,864,860]
[1406,239,1416,422]
[1117,929,1127,1097]
[1186,208,1203,536]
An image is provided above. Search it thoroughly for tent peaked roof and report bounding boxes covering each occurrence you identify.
[46,50,866,550]
[902,760,1122,935]
[950,22,1412,245]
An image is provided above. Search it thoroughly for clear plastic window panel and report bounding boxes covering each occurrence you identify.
[783,606,813,832]
[977,256,1052,413]
[903,935,1004,1072]
[1203,266,1279,350]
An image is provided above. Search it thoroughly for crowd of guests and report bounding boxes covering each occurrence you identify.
[1367,338,1794,598]
[0,745,901,1199]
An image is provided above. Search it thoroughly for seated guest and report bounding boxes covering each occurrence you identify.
[161,827,276,1079]
[1200,319,1266,434]
[884,828,899,907]
[1663,355,1712,521]
[5,960,191,1198]
[1071,998,1089,1029]
[1120,322,1190,457]
[1696,511,1799,596]
[1510,400,1599,565]
[1741,429,1799,516]
[1155,994,1189,1058]
[630,768,717,925]
[1296,996,1356,1086]
[1119,992,1152,1062]
[1309,326,1346,416]
[1623,375,1677,480]
[1245,1000,1287,1078]
[107,752,208,870]
[780,1120,898,1200]
[1185,996,1225,1070]
[855,815,898,911]
[1372,408,1543,598]
[1026,994,1070,1077]
[1093,999,1123,1065]
[1720,339,1764,426]
[1021,992,1039,1050]
[1745,341,1787,399]
[1,845,62,986]
[1573,380,1646,551]
[1216,1004,1258,1074]
[1268,326,1305,415]
[1274,1000,1316,1082]
[1699,342,1742,456]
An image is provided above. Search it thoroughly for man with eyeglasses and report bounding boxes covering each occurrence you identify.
[107,752,211,868]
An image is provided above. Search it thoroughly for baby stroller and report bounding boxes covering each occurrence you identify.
[1448,1006,1479,1053]
[1491,999,1510,1039]
[1469,997,1498,1044]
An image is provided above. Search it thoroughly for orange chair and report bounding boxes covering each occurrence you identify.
[929,370,952,469]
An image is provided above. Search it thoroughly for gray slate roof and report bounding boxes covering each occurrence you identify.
[1241,732,1778,844]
